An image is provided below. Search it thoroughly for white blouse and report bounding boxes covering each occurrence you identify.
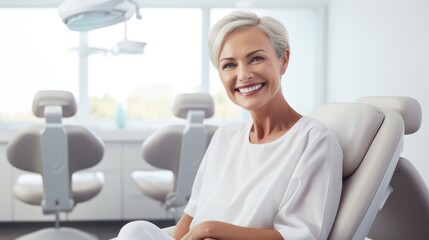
[184,116,343,240]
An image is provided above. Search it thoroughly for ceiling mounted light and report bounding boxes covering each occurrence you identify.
[112,40,146,55]
[58,0,142,32]
[112,21,146,55]
[69,21,146,56]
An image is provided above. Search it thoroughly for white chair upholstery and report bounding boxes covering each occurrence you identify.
[7,90,105,240]
[311,96,427,240]
[132,93,218,220]
[359,97,429,240]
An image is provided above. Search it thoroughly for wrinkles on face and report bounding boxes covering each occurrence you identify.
[218,27,288,111]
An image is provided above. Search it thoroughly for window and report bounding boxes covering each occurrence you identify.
[87,9,202,128]
[0,7,323,130]
[0,9,78,126]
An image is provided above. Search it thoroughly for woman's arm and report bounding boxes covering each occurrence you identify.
[172,213,193,240]
[181,221,283,240]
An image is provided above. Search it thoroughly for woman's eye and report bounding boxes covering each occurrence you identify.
[250,56,263,63]
[222,63,236,70]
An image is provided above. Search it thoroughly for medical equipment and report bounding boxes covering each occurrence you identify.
[7,90,105,240]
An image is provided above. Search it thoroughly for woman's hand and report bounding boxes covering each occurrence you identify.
[172,214,193,240]
[180,221,283,240]
[180,221,219,240]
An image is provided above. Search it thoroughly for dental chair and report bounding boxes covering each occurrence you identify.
[132,93,218,221]
[311,96,428,240]
[160,96,428,239]
[7,90,105,240]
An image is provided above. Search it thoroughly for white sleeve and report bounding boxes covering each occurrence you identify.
[274,130,343,240]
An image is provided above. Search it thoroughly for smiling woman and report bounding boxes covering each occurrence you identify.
[209,8,323,121]
[216,26,289,112]
[114,10,341,240]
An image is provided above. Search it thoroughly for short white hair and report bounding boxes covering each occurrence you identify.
[208,10,290,69]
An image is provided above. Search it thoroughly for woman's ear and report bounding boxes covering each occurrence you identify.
[280,49,290,75]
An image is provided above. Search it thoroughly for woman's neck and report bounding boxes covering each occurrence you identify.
[249,94,302,144]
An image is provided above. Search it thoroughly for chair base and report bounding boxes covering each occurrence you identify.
[16,227,98,240]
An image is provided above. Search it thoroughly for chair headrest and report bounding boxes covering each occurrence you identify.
[32,90,77,118]
[311,103,384,177]
[356,96,421,135]
[172,93,214,119]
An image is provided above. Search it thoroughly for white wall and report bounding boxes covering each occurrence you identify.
[327,0,429,186]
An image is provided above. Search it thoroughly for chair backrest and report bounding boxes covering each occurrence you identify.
[310,96,422,240]
[358,97,429,240]
[7,90,104,214]
[142,93,217,208]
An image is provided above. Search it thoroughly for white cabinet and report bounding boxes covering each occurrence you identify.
[0,136,170,222]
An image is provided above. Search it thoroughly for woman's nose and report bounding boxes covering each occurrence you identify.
[237,65,254,82]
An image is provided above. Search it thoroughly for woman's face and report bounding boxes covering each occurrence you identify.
[218,26,289,111]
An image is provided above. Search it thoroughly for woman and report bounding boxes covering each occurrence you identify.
[116,10,342,240]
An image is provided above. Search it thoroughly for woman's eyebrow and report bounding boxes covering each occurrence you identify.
[220,49,266,62]
[219,57,234,62]
[246,49,265,58]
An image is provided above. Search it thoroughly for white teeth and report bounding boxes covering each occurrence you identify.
[238,83,263,93]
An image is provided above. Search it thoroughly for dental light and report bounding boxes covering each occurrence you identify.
[112,21,146,55]
[58,0,142,31]
[69,21,146,56]
[112,40,146,55]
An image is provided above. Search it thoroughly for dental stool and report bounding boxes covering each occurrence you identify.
[132,93,218,221]
[7,90,105,240]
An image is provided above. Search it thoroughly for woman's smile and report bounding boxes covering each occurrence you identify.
[235,83,265,96]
